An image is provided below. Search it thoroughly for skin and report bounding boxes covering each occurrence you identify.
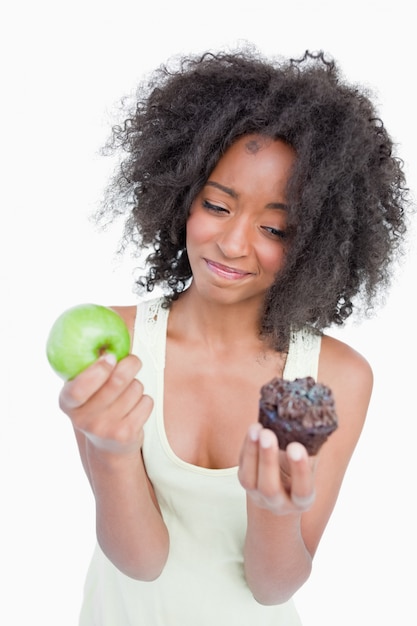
[59,135,372,603]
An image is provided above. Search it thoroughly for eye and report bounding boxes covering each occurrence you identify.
[202,200,229,214]
[261,225,287,240]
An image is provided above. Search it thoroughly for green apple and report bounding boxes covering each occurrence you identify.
[46,303,130,380]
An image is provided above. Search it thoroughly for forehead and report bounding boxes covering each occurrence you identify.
[219,133,295,163]
[208,134,296,192]
[244,137,264,154]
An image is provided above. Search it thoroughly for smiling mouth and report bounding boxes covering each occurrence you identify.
[205,259,252,280]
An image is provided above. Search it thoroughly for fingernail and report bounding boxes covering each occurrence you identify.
[249,424,260,442]
[287,442,304,461]
[259,429,274,449]
[102,352,117,367]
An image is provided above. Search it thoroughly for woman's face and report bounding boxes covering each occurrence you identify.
[186,134,296,307]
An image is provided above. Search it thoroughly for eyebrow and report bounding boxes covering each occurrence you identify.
[205,180,288,211]
[206,180,238,198]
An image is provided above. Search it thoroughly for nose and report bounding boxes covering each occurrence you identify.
[217,215,252,259]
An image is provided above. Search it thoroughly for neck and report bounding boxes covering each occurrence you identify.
[170,286,266,351]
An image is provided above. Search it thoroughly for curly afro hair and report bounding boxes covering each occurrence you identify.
[99,46,410,351]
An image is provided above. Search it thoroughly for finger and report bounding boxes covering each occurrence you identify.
[286,442,315,510]
[85,355,143,412]
[87,377,146,432]
[62,354,142,414]
[256,428,281,498]
[123,393,154,434]
[59,353,118,411]
[118,393,154,450]
[237,423,262,491]
[93,391,154,447]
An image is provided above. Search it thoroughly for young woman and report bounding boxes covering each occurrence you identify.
[59,48,410,625]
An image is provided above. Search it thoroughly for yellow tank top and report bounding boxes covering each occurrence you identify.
[79,297,321,625]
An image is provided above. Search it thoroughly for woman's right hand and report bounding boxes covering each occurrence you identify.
[60,352,169,579]
[59,353,154,457]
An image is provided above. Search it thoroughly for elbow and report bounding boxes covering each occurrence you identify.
[112,553,168,582]
[123,563,166,582]
[250,562,312,606]
[252,586,301,606]
[98,538,169,582]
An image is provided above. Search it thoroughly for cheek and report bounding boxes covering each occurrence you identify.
[186,210,213,246]
[257,244,286,275]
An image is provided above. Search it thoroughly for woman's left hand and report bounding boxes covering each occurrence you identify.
[237,423,317,515]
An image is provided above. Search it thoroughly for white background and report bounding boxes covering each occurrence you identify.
[2,1,416,624]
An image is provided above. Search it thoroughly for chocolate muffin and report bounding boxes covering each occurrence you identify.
[258,376,338,455]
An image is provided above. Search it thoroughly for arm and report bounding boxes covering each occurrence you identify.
[59,307,169,580]
[238,335,373,604]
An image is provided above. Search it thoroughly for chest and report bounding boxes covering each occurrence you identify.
[163,344,285,469]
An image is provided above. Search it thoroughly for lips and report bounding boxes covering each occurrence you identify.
[205,259,252,280]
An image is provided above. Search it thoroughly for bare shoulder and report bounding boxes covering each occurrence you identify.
[318,333,373,442]
[319,333,373,393]
[318,332,373,458]
[300,333,374,555]
[110,305,138,338]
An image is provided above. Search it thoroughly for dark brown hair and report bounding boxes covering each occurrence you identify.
[99,47,410,350]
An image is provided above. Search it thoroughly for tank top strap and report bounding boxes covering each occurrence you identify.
[283,326,322,381]
[133,297,169,371]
